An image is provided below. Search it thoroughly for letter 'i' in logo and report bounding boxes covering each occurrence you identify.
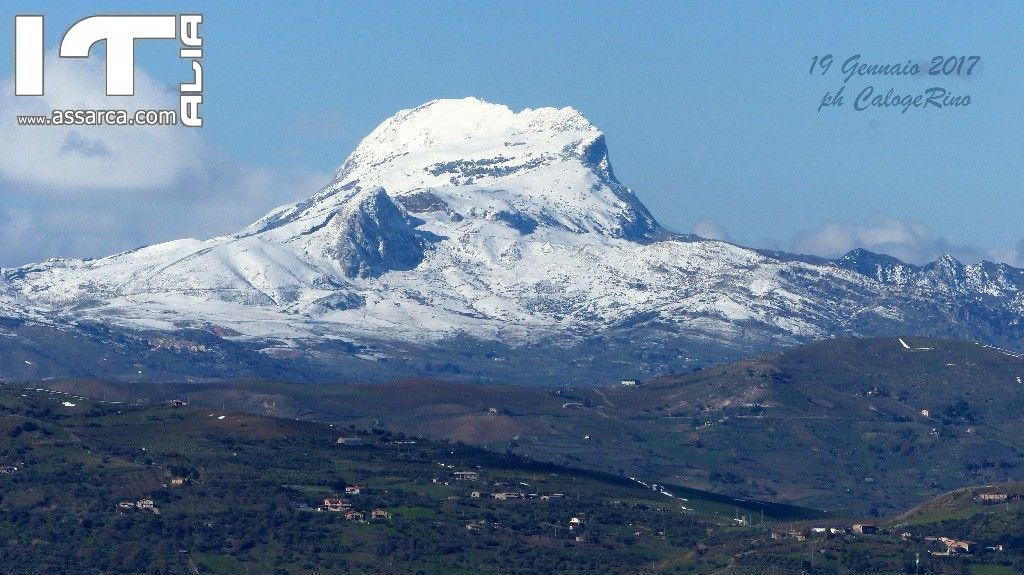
[14,15,204,127]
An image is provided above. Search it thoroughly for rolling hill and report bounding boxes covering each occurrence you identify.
[23,336,1024,515]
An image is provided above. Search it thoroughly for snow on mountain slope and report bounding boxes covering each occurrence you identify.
[2,97,1023,374]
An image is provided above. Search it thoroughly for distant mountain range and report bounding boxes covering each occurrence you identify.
[2,98,1023,384]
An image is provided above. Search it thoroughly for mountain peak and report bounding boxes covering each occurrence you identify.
[332,97,604,187]
[247,98,660,243]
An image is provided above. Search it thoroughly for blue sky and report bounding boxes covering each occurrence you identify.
[1,1,1022,266]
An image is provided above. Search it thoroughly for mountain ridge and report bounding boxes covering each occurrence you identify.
[1,97,1023,383]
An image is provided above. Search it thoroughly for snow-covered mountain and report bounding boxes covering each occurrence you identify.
[2,97,1023,384]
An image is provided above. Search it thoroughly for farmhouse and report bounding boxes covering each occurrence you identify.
[492,492,523,500]
[946,539,977,554]
[322,498,350,512]
[170,477,187,487]
[928,537,978,555]
[136,499,155,510]
[454,471,479,481]
[851,523,878,534]
[117,501,135,509]
[371,509,390,520]
[344,485,363,495]
[978,493,1008,502]
[344,510,365,521]
[621,379,639,386]
[568,516,585,530]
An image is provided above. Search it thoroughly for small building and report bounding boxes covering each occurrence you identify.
[117,501,135,509]
[168,399,187,407]
[487,407,499,414]
[940,537,977,554]
[170,477,187,487]
[454,471,479,481]
[344,510,364,521]
[136,499,155,510]
[344,485,363,495]
[852,523,878,534]
[621,379,639,386]
[920,409,930,417]
[0,465,18,474]
[568,516,585,530]
[322,498,350,512]
[336,437,365,446]
[470,491,481,498]
[978,493,1008,502]
[371,509,390,520]
[492,492,523,501]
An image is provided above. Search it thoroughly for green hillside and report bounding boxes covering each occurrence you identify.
[21,337,1024,516]
[0,385,825,575]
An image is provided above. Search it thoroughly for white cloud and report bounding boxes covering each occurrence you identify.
[0,53,328,267]
[692,219,730,241]
[0,52,203,192]
[789,214,1022,266]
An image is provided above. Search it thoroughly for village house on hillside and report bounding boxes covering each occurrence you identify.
[454,470,479,481]
[321,498,350,512]
[978,492,1009,502]
[851,523,878,534]
[927,536,978,555]
[344,485,363,495]
[371,509,390,520]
